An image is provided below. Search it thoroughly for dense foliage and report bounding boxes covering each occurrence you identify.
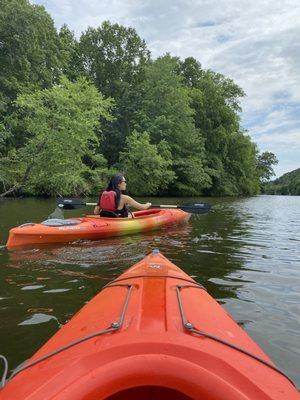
[262,168,300,195]
[0,0,278,197]
[119,131,175,196]
[0,77,113,196]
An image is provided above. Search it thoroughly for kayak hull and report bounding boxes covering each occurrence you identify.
[0,251,298,399]
[6,209,191,250]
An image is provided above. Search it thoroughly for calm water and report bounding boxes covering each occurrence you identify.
[0,196,299,386]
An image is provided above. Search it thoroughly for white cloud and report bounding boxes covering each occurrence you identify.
[247,107,300,136]
[257,129,300,145]
[32,0,300,177]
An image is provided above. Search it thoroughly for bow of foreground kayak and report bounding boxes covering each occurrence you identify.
[6,209,191,250]
[0,250,299,400]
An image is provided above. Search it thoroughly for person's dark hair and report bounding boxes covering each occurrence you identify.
[106,173,125,208]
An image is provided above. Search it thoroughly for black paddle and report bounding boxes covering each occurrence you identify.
[57,198,211,215]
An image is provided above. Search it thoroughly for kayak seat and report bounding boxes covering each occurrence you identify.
[41,219,81,226]
[99,210,120,218]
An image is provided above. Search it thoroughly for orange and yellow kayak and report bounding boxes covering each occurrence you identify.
[0,250,298,399]
[6,209,190,250]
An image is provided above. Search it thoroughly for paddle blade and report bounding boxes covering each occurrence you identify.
[57,198,86,210]
[179,203,212,214]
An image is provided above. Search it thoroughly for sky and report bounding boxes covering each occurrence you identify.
[32,0,300,178]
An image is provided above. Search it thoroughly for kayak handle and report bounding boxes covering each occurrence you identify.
[6,284,133,385]
[176,285,297,388]
[0,355,8,389]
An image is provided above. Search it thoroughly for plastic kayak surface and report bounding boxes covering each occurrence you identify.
[6,208,191,250]
[0,250,299,400]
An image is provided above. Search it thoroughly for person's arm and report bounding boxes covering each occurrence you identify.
[94,193,102,214]
[121,195,151,210]
[94,205,100,214]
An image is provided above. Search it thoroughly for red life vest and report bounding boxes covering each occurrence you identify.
[99,191,117,211]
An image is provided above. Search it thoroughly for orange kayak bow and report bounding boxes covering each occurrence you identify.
[0,250,298,399]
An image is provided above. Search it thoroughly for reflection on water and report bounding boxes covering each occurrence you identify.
[0,196,299,386]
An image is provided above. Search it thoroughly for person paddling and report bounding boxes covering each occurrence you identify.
[94,173,151,217]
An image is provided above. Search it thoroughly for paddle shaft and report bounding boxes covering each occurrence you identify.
[57,199,211,214]
[60,202,194,209]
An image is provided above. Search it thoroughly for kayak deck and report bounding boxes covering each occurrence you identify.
[6,208,191,250]
[0,250,298,399]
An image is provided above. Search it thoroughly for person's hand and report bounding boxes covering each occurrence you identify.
[146,202,152,209]
[94,206,100,215]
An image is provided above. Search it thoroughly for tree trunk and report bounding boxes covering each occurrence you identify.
[0,185,20,198]
[0,139,47,197]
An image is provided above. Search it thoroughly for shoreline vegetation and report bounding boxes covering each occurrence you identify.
[262,168,300,195]
[0,0,281,198]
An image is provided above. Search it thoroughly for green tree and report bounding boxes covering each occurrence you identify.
[226,132,260,195]
[180,57,203,88]
[58,24,81,81]
[0,0,66,163]
[78,21,150,164]
[119,131,175,195]
[134,55,211,195]
[0,0,62,106]
[0,76,113,197]
[256,151,278,182]
[178,57,261,195]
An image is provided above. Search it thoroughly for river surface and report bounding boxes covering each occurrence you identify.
[0,196,299,386]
